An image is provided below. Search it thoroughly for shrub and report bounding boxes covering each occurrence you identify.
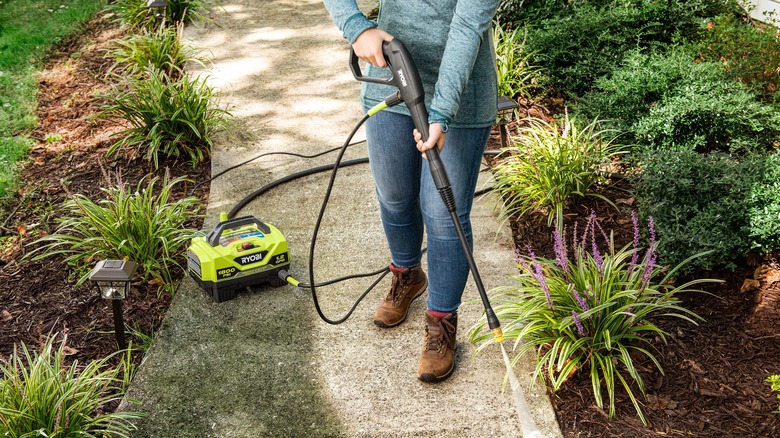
[490,113,624,228]
[0,336,142,437]
[634,149,780,272]
[747,152,780,252]
[108,23,206,79]
[470,213,718,423]
[525,1,702,98]
[632,77,780,154]
[31,173,201,296]
[493,22,544,101]
[100,68,231,168]
[576,47,780,154]
[698,13,780,98]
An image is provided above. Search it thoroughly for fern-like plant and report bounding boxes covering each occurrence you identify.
[108,23,206,79]
[100,67,231,168]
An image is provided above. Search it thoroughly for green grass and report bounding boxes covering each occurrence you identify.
[0,0,105,198]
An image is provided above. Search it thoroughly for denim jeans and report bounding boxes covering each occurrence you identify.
[365,109,491,313]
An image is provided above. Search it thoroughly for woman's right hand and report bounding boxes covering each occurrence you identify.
[352,28,394,68]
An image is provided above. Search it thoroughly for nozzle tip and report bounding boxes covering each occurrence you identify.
[492,327,504,343]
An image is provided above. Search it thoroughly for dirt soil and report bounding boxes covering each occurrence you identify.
[2,14,779,437]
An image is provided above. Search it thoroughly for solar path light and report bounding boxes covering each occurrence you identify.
[497,96,519,149]
[88,260,137,350]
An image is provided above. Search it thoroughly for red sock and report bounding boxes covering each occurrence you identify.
[427,309,449,318]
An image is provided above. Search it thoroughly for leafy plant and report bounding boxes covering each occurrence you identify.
[490,113,623,228]
[30,173,201,296]
[493,22,544,100]
[0,336,143,437]
[634,149,779,272]
[108,23,206,79]
[768,375,780,414]
[470,213,718,423]
[100,67,231,168]
[525,1,703,98]
[698,13,780,98]
[576,46,780,154]
[747,151,780,252]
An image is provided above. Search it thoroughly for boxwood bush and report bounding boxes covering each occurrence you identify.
[524,1,704,98]
[576,47,780,154]
[635,149,780,272]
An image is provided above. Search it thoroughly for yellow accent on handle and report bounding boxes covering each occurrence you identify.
[286,276,299,287]
[367,101,388,117]
[219,212,228,222]
[492,327,504,343]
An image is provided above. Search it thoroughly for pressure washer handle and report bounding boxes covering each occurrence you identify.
[206,215,271,247]
[350,40,451,192]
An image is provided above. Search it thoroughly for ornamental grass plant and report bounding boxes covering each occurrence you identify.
[493,22,543,101]
[0,336,142,437]
[107,0,212,30]
[470,212,720,423]
[100,67,231,169]
[31,173,201,296]
[490,113,623,229]
[108,23,206,79]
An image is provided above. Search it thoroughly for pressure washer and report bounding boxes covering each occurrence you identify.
[185,39,503,343]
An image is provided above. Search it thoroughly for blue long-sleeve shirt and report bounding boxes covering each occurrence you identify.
[322,0,499,130]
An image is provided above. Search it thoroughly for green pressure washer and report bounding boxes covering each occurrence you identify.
[187,212,290,302]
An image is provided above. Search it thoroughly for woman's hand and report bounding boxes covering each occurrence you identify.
[414,123,446,159]
[352,28,394,68]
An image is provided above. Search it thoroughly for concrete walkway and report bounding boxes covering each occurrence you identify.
[120,1,562,436]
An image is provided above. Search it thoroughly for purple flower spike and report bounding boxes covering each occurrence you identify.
[554,223,569,276]
[572,310,586,336]
[573,288,589,313]
[528,245,554,309]
[628,211,640,273]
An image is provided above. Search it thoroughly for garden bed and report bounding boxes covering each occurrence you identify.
[0,14,209,370]
[2,11,779,438]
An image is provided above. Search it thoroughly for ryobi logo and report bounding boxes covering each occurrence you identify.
[397,69,407,87]
[233,251,268,266]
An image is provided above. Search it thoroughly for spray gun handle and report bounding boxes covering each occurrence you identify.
[350,40,450,191]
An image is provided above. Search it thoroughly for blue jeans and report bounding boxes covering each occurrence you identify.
[365,109,490,313]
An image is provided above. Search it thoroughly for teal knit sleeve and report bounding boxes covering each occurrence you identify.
[429,0,499,126]
[322,0,377,43]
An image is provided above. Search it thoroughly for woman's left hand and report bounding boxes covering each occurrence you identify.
[414,123,446,159]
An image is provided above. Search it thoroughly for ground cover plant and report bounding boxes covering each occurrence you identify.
[471,213,718,423]
[0,336,142,437]
[490,113,623,229]
[30,173,202,296]
[99,67,230,168]
[0,0,104,198]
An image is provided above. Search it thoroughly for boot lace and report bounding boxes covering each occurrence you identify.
[425,317,456,353]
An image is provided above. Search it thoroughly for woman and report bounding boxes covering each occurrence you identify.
[323,0,499,383]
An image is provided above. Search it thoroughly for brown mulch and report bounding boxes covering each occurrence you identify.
[0,13,209,368]
[1,12,779,438]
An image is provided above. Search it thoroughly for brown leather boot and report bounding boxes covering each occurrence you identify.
[373,264,427,328]
[418,311,457,383]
